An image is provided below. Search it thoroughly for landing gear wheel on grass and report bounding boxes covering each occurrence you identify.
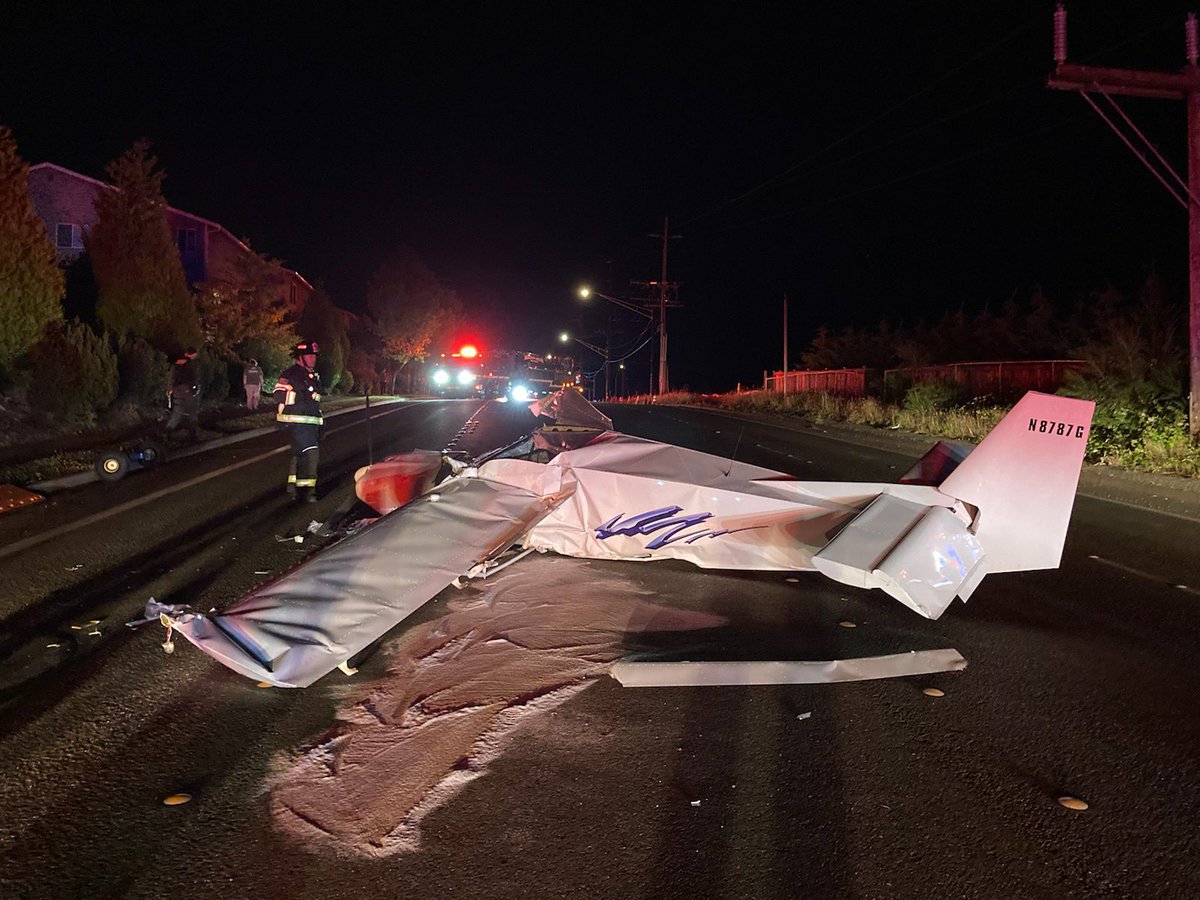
[95,450,130,481]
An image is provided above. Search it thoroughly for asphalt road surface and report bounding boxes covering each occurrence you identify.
[1,399,1197,898]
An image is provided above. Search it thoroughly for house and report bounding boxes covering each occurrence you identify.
[26,162,312,315]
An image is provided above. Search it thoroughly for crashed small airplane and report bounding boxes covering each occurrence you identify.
[156,389,1094,688]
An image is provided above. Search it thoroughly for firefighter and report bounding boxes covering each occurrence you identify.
[165,348,200,440]
[273,341,324,502]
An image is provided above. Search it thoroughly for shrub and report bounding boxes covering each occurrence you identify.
[903,379,968,412]
[28,320,118,424]
[195,347,230,403]
[117,335,170,409]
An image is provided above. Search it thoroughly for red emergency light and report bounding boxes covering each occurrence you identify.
[458,344,479,359]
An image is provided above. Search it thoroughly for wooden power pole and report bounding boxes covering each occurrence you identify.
[782,293,789,394]
[1047,4,1200,438]
[640,217,681,394]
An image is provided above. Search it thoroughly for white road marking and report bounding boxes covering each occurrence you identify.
[1086,554,1200,595]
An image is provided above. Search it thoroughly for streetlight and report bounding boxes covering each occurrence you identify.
[576,285,653,319]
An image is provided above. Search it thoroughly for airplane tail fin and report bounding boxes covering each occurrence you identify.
[936,391,1094,573]
[812,391,1093,619]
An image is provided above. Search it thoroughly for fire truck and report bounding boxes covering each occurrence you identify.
[427,345,580,400]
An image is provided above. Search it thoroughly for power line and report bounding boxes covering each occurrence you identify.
[680,10,1044,228]
[711,112,1091,235]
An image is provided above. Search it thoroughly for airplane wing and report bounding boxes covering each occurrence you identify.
[166,475,560,687]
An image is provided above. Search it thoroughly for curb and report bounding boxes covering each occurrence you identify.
[29,398,404,494]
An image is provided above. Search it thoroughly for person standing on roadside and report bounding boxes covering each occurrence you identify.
[272,341,324,502]
[243,358,264,410]
[166,348,200,440]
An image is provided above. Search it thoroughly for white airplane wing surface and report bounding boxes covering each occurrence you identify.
[166,476,559,688]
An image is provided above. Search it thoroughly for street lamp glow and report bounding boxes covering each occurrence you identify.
[578,287,591,299]
[559,332,570,342]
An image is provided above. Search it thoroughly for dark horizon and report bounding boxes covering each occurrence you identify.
[5,1,1197,390]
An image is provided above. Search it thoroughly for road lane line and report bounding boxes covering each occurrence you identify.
[0,404,412,563]
[1086,554,1200,595]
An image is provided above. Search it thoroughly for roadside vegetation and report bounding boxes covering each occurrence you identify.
[631,273,1200,478]
[632,386,1200,479]
[0,124,465,456]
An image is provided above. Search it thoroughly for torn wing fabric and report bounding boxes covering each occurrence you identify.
[528,389,613,430]
[170,477,558,687]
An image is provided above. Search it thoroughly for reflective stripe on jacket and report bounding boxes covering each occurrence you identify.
[272,363,324,426]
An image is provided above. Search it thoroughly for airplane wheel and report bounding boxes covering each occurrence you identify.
[95,450,130,481]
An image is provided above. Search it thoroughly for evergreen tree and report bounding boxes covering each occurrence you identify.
[88,141,200,353]
[0,125,64,380]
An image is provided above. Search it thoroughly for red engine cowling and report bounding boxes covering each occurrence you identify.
[354,451,443,515]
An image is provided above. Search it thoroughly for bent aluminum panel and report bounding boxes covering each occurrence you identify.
[872,507,986,619]
[173,477,555,687]
[610,649,967,687]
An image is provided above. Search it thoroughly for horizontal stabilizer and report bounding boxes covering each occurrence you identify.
[898,440,973,486]
[812,494,986,619]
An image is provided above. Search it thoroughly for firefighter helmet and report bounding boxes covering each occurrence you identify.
[294,340,320,356]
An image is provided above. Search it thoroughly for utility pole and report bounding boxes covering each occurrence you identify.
[1047,4,1200,438]
[643,216,682,394]
[782,293,789,394]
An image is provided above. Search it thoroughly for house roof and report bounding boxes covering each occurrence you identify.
[29,161,312,289]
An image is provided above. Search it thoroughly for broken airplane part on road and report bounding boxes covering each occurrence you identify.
[153,388,1094,688]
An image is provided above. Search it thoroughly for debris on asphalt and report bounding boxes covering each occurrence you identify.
[162,793,192,806]
[922,688,945,698]
[785,577,800,583]
[611,650,967,687]
[65,564,83,571]
[257,681,273,688]
[690,800,701,807]
[306,520,322,534]
[839,620,857,628]
[796,712,812,720]
[46,643,60,649]
[254,570,270,575]
[1058,796,1089,811]
[87,629,101,636]
[126,598,170,629]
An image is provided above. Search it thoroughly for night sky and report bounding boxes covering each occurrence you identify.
[4,2,1197,390]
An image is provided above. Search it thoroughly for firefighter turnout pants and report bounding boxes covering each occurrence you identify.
[286,423,320,495]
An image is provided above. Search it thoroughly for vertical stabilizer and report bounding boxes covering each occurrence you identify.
[937,391,1094,573]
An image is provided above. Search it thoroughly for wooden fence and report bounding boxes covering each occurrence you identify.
[765,368,873,396]
[765,360,1085,400]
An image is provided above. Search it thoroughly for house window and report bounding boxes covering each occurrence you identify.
[176,228,197,253]
[56,223,81,249]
